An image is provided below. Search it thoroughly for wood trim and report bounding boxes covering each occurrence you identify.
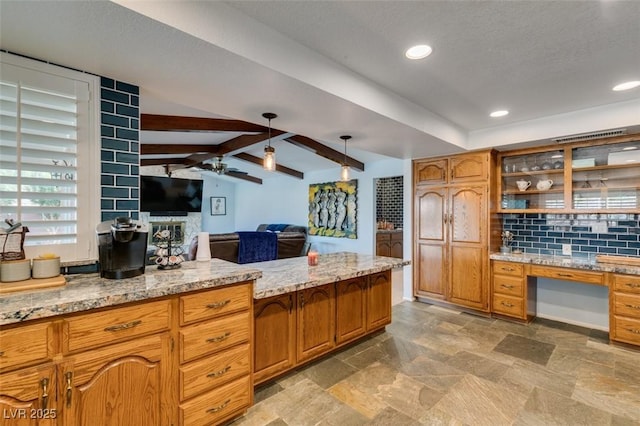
[285,135,365,171]
[226,171,262,184]
[140,157,188,166]
[233,152,304,179]
[141,114,268,133]
[141,144,219,155]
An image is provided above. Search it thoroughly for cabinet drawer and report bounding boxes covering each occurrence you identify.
[612,274,640,295]
[0,322,52,371]
[529,265,604,285]
[493,261,523,277]
[180,311,250,363]
[179,375,251,426]
[492,294,525,319]
[180,343,250,401]
[611,315,640,346]
[613,292,640,319]
[65,299,171,353]
[180,283,251,326]
[493,275,524,298]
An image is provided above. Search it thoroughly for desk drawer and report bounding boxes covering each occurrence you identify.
[613,292,640,320]
[180,311,250,363]
[612,274,640,295]
[493,275,524,298]
[493,261,524,277]
[65,299,171,353]
[180,283,251,325]
[492,294,524,319]
[611,315,640,346]
[0,322,52,371]
[180,343,250,401]
[529,265,604,285]
[179,375,251,426]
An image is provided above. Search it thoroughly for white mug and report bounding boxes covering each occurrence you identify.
[516,180,531,191]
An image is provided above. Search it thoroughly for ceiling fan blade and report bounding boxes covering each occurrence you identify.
[226,170,262,184]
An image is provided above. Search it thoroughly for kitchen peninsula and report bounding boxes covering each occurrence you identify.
[0,252,406,426]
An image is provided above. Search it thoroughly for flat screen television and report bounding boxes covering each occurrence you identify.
[140,175,203,216]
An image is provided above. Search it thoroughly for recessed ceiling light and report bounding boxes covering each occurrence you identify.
[612,81,640,91]
[490,110,509,118]
[405,45,432,60]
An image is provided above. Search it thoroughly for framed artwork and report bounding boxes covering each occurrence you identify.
[210,196,226,216]
[308,179,357,239]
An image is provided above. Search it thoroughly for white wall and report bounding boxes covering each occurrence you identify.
[201,174,236,233]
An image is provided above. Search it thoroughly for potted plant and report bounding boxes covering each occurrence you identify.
[501,230,514,254]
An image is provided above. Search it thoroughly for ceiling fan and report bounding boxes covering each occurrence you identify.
[198,156,262,184]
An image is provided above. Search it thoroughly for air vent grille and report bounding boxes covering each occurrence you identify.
[552,129,627,144]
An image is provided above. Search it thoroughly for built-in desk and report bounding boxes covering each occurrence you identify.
[490,253,640,348]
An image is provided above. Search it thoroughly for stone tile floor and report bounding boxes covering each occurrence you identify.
[231,301,640,425]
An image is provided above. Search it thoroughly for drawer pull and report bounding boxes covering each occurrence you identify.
[625,283,640,289]
[557,273,573,278]
[207,399,230,414]
[41,378,49,409]
[625,328,640,335]
[502,267,515,272]
[207,365,231,378]
[207,299,231,309]
[500,284,514,289]
[65,372,73,408]
[0,351,4,357]
[104,320,142,332]
[501,301,514,308]
[206,332,231,344]
[624,304,640,310]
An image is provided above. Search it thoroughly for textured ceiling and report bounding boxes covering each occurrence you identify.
[1,0,639,181]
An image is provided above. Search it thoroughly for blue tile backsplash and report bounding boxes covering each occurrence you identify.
[501,213,640,258]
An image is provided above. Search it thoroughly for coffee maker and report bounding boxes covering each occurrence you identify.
[97,217,148,279]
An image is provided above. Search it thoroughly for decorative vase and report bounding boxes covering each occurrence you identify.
[500,246,512,254]
[196,232,211,261]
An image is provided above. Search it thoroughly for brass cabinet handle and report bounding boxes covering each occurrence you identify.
[206,332,230,344]
[207,365,231,378]
[624,304,640,310]
[625,328,640,335]
[104,320,142,332]
[207,399,230,414]
[41,378,49,409]
[65,372,73,408]
[502,267,515,272]
[625,283,640,289]
[0,350,4,357]
[443,215,448,224]
[501,301,514,308]
[207,300,231,309]
[300,294,305,309]
[557,273,573,278]
[500,284,514,289]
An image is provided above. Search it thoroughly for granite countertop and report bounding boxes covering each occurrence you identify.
[0,259,261,326]
[490,252,640,276]
[253,252,409,299]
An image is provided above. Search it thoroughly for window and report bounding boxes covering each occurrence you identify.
[0,53,99,261]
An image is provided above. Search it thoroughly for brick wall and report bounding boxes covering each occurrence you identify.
[100,77,140,222]
[502,213,640,258]
[376,176,403,229]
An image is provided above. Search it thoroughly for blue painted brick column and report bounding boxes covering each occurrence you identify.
[100,77,140,222]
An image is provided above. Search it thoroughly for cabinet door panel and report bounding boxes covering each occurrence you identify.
[180,312,250,363]
[297,285,335,364]
[0,364,55,426]
[0,322,52,371]
[335,278,367,345]
[449,246,487,310]
[253,294,296,385]
[415,243,446,298]
[368,272,391,330]
[450,186,485,244]
[416,189,446,241]
[415,159,448,185]
[450,153,488,182]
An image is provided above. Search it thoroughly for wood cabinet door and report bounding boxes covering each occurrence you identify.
[253,294,296,385]
[296,285,335,364]
[0,364,56,426]
[450,152,488,183]
[61,334,170,426]
[448,186,488,311]
[368,271,392,330]
[414,188,447,298]
[375,234,391,257]
[335,278,367,345]
[390,233,403,259]
[414,159,448,186]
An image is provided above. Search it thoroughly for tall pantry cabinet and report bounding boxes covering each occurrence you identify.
[413,151,498,312]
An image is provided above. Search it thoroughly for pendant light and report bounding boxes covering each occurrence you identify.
[340,135,352,181]
[262,112,277,171]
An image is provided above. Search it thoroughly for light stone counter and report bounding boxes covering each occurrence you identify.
[252,252,409,299]
[490,253,640,276]
[0,259,261,326]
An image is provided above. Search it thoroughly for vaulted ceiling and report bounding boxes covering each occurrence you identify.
[1,1,639,182]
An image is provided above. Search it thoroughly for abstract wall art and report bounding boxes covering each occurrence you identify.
[308,180,357,238]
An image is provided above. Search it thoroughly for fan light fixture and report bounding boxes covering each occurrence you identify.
[262,112,277,171]
[340,135,352,181]
[211,156,227,175]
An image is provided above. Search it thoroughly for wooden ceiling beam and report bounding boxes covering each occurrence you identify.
[140,157,188,166]
[141,114,268,132]
[285,135,365,171]
[216,131,283,155]
[226,171,262,184]
[233,152,304,179]
[140,144,220,155]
